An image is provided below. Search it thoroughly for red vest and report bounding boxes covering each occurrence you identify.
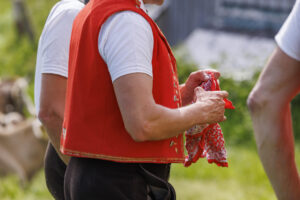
[60,0,184,163]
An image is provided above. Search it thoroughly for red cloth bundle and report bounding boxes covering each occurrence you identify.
[184,72,234,167]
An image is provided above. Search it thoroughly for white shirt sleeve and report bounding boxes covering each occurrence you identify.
[40,8,82,77]
[275,0,300,61]
[98,11,154,82]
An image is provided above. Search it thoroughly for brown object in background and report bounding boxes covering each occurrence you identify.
[0,78,35,116]
[0,78,47,185]
[0,117,47,185]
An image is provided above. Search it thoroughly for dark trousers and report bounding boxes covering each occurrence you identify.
[44,142,66,200]
[64,157,176,200]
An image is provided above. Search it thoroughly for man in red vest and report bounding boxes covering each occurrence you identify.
[61,0,228,199]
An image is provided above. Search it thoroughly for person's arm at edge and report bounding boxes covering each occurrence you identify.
[247,47,300,200]
[113,73,228,142]
[38,74,70,164]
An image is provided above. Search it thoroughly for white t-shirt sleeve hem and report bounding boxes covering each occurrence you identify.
[274,0,300,61]
[275,35,300,61]
[110,64,153,82]
[41,64,68,78]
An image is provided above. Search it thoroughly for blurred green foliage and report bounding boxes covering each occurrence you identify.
[0,0,58,92]
[176,57,198,84]
[218,76,256,146]
[0,171,52,200]
[292,95,300,139]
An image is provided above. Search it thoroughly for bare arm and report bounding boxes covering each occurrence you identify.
[113,73,227,142]
[247,47,300,200]
[38,74,70,164]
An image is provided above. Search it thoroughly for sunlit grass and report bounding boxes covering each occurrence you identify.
[170,147,277,200]
[0,171,51,200]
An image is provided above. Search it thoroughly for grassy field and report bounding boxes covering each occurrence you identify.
[1,146,299,200]
[171,147,277,200]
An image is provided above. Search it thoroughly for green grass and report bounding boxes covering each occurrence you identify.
[0,171,51,200]
[2,146,299,200]
[170,147,278,200]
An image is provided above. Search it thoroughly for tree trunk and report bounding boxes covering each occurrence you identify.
[12,0,35,43]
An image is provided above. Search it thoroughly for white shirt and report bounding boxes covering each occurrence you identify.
[275,0,300,61]
[98,0,154,82]
[34,0,84,114]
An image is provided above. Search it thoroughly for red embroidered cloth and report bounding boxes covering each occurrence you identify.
[184,72,234,167]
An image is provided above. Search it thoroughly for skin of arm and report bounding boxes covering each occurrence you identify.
[113,71,228,142]
[247,47,300,200]
[38,74,70,164]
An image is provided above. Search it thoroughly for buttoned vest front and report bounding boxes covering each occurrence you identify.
[61,0,184,163]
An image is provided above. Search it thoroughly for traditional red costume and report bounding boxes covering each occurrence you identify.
[60,0,184,163]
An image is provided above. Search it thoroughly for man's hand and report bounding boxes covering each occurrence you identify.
[192,87,227,124]
[180,69,220,106]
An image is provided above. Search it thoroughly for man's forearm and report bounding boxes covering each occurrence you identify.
[39,74,69,164]
[131,101,220,141]
[39,112,70,164]
[250,102,300,200]
[120,90,227,142]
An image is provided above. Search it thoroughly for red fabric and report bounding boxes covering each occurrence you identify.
[60,0,184,163]
[135,0,141,6]
[184,72,234,167]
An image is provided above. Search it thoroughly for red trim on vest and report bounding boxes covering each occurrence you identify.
[61,0,184,163]
[135,0,141,7]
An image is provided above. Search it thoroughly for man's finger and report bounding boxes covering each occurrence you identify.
[203,69,221,79]
[194,86,205,93]
[193,87,205,101]
[190,70,209,82]
[209,90,229,98]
